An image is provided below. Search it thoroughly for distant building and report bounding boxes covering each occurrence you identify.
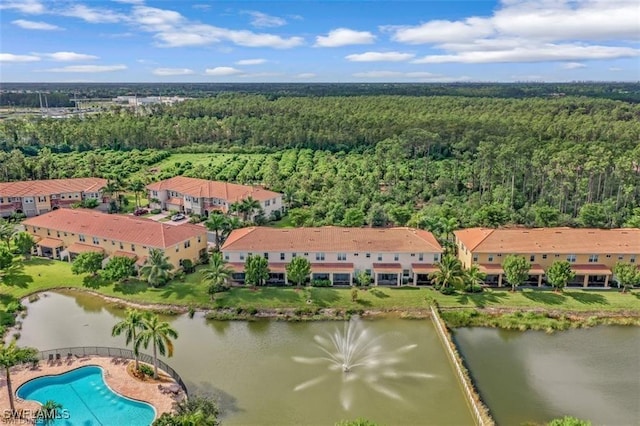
[454,227,640,287]
[0,177,107,218]
[146,176,283,219]
[23,208,207,269]
[221,226,443,286]
[112,96,186,107]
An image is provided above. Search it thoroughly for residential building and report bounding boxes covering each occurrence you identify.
[146,176,283,219]
[23,208,207,269]
[221,227,443,286]
[454,227,640,287]
[0,177,107,218]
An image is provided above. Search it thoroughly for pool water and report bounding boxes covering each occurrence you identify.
[17,365,156,426]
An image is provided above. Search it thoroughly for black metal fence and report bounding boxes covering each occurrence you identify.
[36,346,188,396]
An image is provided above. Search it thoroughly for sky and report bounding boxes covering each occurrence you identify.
[0,0,638,82]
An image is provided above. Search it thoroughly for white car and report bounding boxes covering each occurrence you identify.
[171,213,186,221]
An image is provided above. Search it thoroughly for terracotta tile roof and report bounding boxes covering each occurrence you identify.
[146,176,280,202]
[36,237,64,248]
[228,262,245,273]
[455,227,640,254]
[0,178,107,197]
[411,263,438,274]
[311,263,354,273]
[111,251,138,260]
[570,264,612,275]
[167,197,184,206]
[222,227,442,253]
[66,243,104,254]
[24,209,206,249]
[373,263,403,272]
[478,264,504,274]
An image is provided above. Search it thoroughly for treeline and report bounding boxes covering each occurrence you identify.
[1,82,639,102]
[0,92,74,108]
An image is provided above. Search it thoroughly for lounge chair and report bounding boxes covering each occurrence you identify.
[48,354,54,362]
[55,353,61,362]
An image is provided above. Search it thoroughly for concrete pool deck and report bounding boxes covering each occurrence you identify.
[0,356,181,421]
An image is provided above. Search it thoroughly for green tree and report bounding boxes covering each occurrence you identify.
[545,260,575,292]
[533,204,561,227]
[547,416,591,426]
[288,208,312,227]
[613,262,640,293]
[204,214,227,251]
[112,309,146,371]
[356,270,371,287]
[12,232,35,260]
[430,255,465,292]
[36,400,64,426]
[351,287,358,302]
[128,179,147,209]
[140,249,174,287]
[0,342,38,413]
[245,254,269,287]
[473,204,510,228]
[202,252,233,299]
[153,395,219,426]
[0,219,16,251]
[103,256,136,282]
[71,252,104,277]
[239,196,261,222]
[285,256,311,287]
[623,207,640,227]
[464,264,486,291]
[135,313,179,379]
[342,207,365,227]
[388,205,413,226]
[578,203,608,228]
[502,254,530,292]
[0,246,13,275]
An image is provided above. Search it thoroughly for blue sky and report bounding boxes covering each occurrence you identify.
[1,0,638,82]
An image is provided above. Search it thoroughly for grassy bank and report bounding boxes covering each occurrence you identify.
[1,259,639,328]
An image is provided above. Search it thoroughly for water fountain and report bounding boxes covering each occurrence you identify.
[293,318,434,410]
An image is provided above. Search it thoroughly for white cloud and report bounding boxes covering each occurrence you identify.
[345,51,415,62]
[0,0,45,14]
[389,18,493,44]
[315,28,375,47]
[152,68,195,76]
[60,4,126,23]
[236,58,267,65]
[294,73,316,79]
[413,44,640,64]
[12,19,61,30]
[244,11,286,28]
[43,64,127,73]
[39,52,99,61]
[132,6,184,32]
[0,53,40,62]
[561,62,586,70]
[112,0,144,4]
[205,67,243,76]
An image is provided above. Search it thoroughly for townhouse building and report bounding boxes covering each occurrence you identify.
[221,227,443,286]
[146,176,283,219]
[0,177,107,218]
[22,208,208,269]
[454,227,640,287]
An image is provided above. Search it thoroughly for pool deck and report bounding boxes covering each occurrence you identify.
[0,356,181,420]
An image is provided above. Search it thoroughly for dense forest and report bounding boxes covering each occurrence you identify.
[1,88,639,229]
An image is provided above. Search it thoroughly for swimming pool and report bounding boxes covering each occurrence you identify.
[17,365,156,426]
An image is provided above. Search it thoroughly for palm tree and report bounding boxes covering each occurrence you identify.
[128,179,147,209]
[202,253,234,300]
[37,400,63,425]
[0,219,16,251]
[134,314,178,379]
[204,214,228,251]
[12,231,35,260]
[103,179,121,212]
[139,249,174,287]
[112,309,146,371]
[464,264,486,291]
[0,342,38,413]
[240,197,261,222]
[430,255,465,291]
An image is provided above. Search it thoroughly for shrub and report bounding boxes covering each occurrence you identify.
[440,286,457,295]
[5,302,24,314]
[188,214,204,224]
[465,284,484,293]
[150,208,162,214]
[181,259,195,274]
[137,364,154,377]
[311,279,332,287]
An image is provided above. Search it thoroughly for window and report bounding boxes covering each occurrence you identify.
[394,254,399,261]
[588,254,598,263]
[337,253,346,261]
[131,244,136,252]
[92,237,99,245]
[303,252,309,256]
[292,253,297,258]
[280,253,285,261]
[606,254,611,258]
[618,255,624,260]
[410,253,415,257]
[64,232,67,237]
[56,231,60,238]
[240,253,245,261]
[264,253,269,260]
[119,242,123,249]
[377,254,383,261]
[0,198,3,203]
[402,269,410,276]
[473,255,479,262]
[224,254,229,261]
[365,269,372,276]
[184,240,191,249]
[530,255,535,262]
[567,254,576,263]
[175,246,179,252]
[488,255,494,262]
[315,253,325,261]
[555,254,560,258]
[497,253,502,257]
[111,241,115,245]
[354,253,358,257]
[418,253,424,261]
[434,254,440,262]
[265,200,271,207]
[542,254,547,260]
[366,253,371,258]
[79,234,85,242]
[631,256,636,264]
[47,229,50,236]
[38,196,46,202]
[197,236,201,243]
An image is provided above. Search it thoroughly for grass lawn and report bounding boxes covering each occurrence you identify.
[269,215,294,228]
[1,259,639,315]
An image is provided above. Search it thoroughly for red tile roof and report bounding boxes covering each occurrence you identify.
[66,243,104,254]
[146,176,280,202]
[36,237,64,248]
[0,178,107,197]
[455,227,640,254]
[222,227,442,253]
[411,263,438,274]
[570,264,612,275]
[24,208,206,249]
[373,263,403,272]
[311,263,354,272]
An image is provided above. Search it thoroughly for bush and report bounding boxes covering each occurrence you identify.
[181,259,195,273]
[465,284,484,293]
[5,302,24,314]
[150,208,162,214]
[440,286,457,295]
[188,214,204,224]
[199,250,210,265]
[311,279,332,287]
[137,364,154,377]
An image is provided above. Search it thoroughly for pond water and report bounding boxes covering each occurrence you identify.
[16,291,473,425]
[453,326,640,425]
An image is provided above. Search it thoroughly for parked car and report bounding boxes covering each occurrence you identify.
[133,208,148,216]
[171,213,186,221]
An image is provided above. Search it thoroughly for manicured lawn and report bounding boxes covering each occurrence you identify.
[1,259,639,314]
[269,215,294,228]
